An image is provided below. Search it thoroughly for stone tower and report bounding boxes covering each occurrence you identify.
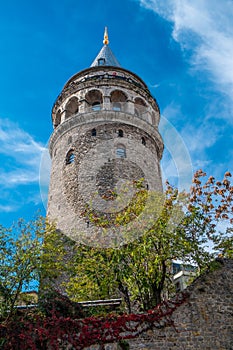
[47,28,164,247]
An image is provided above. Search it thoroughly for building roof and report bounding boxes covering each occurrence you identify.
[90,27,121,68]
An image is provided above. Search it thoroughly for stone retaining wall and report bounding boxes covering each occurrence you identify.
[85,259,233,350]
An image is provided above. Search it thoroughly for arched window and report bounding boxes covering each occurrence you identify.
[110,90,127,111]
[85,90,103,110]
[113,102,121,111]
[142,137,146,145]
[92,102,101,111]
[118,129,123,137]
[66,150,75,165]
[91,128,97,136]
[116,145,126,158]
[135,97,147,116]
[65,97,79,119]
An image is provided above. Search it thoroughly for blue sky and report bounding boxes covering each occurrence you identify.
[0,0,233,227]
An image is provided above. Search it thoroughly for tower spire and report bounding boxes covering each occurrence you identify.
[103,26,109,45]
[90,27,120,67]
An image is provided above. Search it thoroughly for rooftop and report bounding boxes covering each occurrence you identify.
[90,27,121,68]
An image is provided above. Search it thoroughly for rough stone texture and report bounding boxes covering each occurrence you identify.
[84,259,233,350]
[47,64,164,247]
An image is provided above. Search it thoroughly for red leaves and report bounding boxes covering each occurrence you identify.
[2,294,188,350]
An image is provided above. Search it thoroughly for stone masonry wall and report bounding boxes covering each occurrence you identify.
[85,259,233,350]
[47,116,163,246]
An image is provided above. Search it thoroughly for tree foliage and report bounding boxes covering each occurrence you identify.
[65,171,233,312]
[0,217,45,320]
[0,170,232,322]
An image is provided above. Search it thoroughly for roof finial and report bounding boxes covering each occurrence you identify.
[103,26,109,45]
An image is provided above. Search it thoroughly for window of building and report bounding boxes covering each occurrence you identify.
[98,58,105,66]
[142,137,146,145]
[65,97,79,119]
[91,128,97,136]
[113,102,121,111]
[92,102,101,111]
[116,146,126,158]
[68,136,72,144]
[66,150,75,165]
[118,129,123,137]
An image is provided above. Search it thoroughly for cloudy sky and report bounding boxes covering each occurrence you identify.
[0,0,233,227]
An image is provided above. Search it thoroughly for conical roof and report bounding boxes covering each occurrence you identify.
[90,27,121,68]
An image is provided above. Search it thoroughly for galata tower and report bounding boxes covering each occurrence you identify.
[47,28,164,247]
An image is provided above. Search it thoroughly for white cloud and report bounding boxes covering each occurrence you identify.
[139,0,233,102]
[160,115,193,190]
[0,204,19,213]
[0,119,46,188]
[0,118,48,212]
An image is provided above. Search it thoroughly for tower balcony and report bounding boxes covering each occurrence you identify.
[53,102,159,129]
[49,103,163,160]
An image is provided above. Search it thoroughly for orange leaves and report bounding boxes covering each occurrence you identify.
[224,171,232,177]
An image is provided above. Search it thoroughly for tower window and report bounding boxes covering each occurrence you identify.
[66,150,75,165]
[142,137,146,145]
[118,129,123,137]
[92,102,101,111]
[113,102,121,111]
[98,58,105,66]
[116,146,126,158]
[91,128,97,136]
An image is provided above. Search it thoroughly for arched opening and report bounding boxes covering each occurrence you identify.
[142,137,146,145]
[54,110,61,128]
[110,90,127,111]
[135,97,147,116]
[66,149,75,165]
[65,97,79,119]
[85,90,103,111]
[118,129,124,137]
[91,128,97,136]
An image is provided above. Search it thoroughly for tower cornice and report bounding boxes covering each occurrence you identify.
[52,66,160,119]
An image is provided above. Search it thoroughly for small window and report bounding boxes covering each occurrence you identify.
[118,129,123,137]
[116,147,126,158]
[113,102,121,111]
[92,102,101,111]
[91,128,96,136]
[98,58,105,66]
[66,150,75,165]
[142,137,146,145]
[68,136,72,144]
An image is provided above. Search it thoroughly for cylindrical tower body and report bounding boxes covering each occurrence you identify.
[47,40,164,247]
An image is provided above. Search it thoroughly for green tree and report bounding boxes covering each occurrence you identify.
[65,171,233,312]
[0,217,44,320]
[0,217,72,322]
